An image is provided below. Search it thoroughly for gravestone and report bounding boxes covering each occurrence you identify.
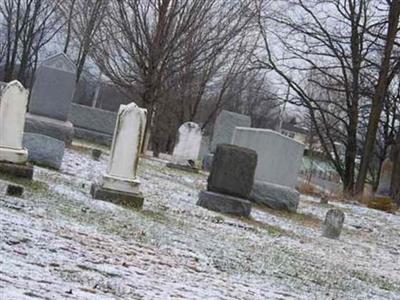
[167,122,202,172]
[368,153,395,212]
[25,53,76,145]
[0,81,33,179]
[211,110,251,152]
[203,110,251,171]
[321,209,345,239]
[232,128,304,212]
[91,102,147,209]
[197,144,257,217]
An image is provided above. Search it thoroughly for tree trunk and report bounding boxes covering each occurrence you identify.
[392,134,400,207]
[355,1,400,194]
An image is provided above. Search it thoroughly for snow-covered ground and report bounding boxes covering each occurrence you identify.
[1,145,399,299]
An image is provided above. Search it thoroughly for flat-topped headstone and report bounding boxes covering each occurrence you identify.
[232,128,304,189]
[211,110,251,152]
[29,53,76,122]
[172,122,202,163]
[91,102,147,208]
[321,209,345,239]
[208,144,257,198]
[0,81,29,164]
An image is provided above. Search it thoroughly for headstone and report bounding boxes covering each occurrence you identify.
[92,149,102,161]
[321,209,345,239]
[29,53,76,121]
[167,122,202,172]
[197,144,257,217]
[25,53,76,146]
[368,154,395,212]
[232,128,304,212]
[0,81,29,164]
[91,102,147,208]
[23,133,65,170]
[210,110,251,152]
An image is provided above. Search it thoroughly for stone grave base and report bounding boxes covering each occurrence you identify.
[0,162,34,179]
[197,190,251,217]
[0,147,28,164]
[166,162,199,173]
[368,195,396,212]
[250,181,299,213]
[74,127,112,146]
[25,113,74,146]
[23,133,65,170]
[91,183,144,209]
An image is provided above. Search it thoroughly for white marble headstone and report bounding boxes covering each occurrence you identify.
[173,122,202,163]
[0,81,29,164]
[101,102,147,193]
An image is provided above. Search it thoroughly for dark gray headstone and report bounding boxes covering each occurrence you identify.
[208,144,257,198]
[23,133,65,170]
[197,191,251,217]
[6,184,24,197]
[321,209,345,239]
[29,53,76,122]
[250,181,299,212]
[211,110,251,152]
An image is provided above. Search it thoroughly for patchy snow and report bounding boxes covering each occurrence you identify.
[1,146,399,299]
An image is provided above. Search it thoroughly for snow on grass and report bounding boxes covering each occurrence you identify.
[0,146,399,299]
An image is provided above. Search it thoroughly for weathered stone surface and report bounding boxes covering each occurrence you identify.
[69,104,117,135]
[197,190,251,217]
[6,184,24,197]
[211,110,251,152]
[0,162,34,179]
[29,53,76,122]
[202,153,214,171]
[91,184,144,209]
[321,209,345,239]
[0,81,29,164]
[25,113,74,145]
[172,122,202,165]
[23,133,65,170]
[232,128,304,189]
[250,181,299,213]
[208,144,257,198]
[74,127,112,146]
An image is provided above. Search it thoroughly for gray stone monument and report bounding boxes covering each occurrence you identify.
[203,110,251,170]
[197,144,257,217]
[0,81,34,179]
[167,122,202,172]
[232,128,305,212]
[321,209,345,239]
[25,53,76,145]
[23,53,76,170]
[91,102,147,209]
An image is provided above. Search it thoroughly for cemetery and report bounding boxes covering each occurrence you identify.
[0,71,399,299]
[0,1,399,299]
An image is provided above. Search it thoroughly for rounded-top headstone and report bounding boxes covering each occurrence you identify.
[321,209,345,239]
[208,144,257,199]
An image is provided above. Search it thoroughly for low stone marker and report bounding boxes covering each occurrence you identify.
[6,184,24,197]
[24,53,76,169]
[167,122,202,172]
[91,149,102,161]
[368,154,396,212]
[91,102,147,209]
[0,81,34,179]
[321,209,345,239]
[232,128,304,212]
[197,144,257,217]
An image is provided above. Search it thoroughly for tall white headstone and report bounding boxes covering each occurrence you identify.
[0,81,29,164]
[91,102,147,208]
[173,122,202,163]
